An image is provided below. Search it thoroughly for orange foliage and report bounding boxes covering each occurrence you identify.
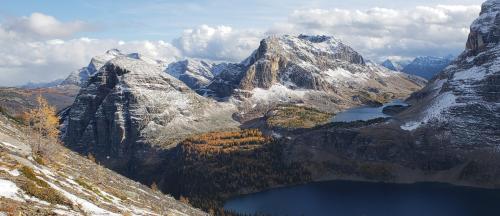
[180,129,272,155]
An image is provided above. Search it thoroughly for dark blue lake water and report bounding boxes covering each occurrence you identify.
[224,180,500,216]
[332,99,408,122]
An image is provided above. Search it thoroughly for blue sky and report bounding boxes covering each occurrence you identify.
[0,0,486,86]
[0,0,484,40]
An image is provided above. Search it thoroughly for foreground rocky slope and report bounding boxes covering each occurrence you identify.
[0,113,206,215]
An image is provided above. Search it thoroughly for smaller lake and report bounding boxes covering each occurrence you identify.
[332,99,408,122]
[224,180,500,216]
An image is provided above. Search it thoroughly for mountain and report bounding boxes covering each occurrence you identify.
[381,59,410,71]
[402,55,454,79]
[166,58,243,96]
[0,112,205,215]
[212,34,425,121]
[60,49,124,87]
[60,49,169,88]
[166,58,217,91]
[62,55,239,175]
[19,79,64,89]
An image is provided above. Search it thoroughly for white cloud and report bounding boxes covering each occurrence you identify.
[173,25,262,62]
[0,5,483,86]
[0,13,182,86]
[268,4,481,61]
[3,12,92,39]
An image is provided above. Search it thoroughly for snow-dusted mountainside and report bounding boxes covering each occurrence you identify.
[63,55,239,173]
[165,58,243,96]
[225,34,426,120]
[381,59,409,71]
[0,113,206,215]
[166,58,218,91]
[401,0,500,146]
[60,49,124,87]
[402,56,454,79]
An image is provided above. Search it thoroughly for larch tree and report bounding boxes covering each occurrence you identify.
[23,95,60,154]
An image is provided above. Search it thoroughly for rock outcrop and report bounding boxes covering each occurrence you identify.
[466,0,500,52]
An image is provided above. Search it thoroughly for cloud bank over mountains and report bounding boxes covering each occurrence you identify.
[0,4,481,86]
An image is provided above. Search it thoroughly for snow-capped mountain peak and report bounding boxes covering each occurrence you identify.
[60,49,168,87]
[381,59,405,71]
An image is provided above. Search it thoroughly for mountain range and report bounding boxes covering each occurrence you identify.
[381,55,455,79]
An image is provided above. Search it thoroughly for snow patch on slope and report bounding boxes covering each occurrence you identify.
[401,91,458,131]
[0,179,23,202]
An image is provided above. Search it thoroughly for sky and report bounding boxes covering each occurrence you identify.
[0,0,485,86]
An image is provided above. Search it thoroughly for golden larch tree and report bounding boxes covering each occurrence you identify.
[23,95,60,153]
